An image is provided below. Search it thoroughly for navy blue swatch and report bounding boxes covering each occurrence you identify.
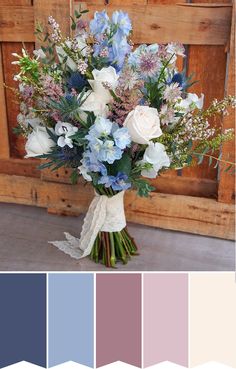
[0,274,46,368]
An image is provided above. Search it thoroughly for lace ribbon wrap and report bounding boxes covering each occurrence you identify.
[49,191,126,259]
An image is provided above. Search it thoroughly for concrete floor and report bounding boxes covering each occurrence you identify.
[0,202,235,271]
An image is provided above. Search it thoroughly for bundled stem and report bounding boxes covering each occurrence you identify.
[90,227,138,267]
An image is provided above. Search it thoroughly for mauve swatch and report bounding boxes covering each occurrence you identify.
[143,273,188,368]
[96,273,142,368]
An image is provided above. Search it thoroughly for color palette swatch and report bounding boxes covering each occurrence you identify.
[0,272,235,369]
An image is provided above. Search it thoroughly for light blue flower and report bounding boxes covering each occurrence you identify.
[98,140,123,164]
[82,150,107,176]
[98,172,131,191]
[112,172,131,191]
[112,125,131,149]
[111,11,132,36]
[90,10,110,35]
[110,36,131,69]
[86,117,112,141]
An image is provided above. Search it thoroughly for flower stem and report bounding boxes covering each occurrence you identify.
[90,228,138,267]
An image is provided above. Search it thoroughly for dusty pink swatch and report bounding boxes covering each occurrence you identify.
[143,273,188,367]
[96,274,142,368]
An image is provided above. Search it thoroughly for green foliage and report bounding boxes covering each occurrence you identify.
[47,92,88,123]
[110,153,132,176]
[131,178,155,197]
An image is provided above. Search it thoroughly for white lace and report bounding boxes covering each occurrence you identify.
[49,191,126,259]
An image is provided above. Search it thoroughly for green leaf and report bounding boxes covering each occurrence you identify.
[110,153,131,176]
[70,169,79,184]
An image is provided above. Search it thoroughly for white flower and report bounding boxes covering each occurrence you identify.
[33,48,46,59]
[141,142,171,178]
[25,127,55,158]
[177,93,204,111]
[123,105,162,144]
[55,121,78,148]
[75,36,88,57]
[166,42,185,57]
[56,42,77,71]
[78,165,92,181]
[88,66,119,104]
[25,117,42,128]
[79,90,109,118]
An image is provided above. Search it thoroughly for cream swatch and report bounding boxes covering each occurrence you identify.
[190,273,236,368]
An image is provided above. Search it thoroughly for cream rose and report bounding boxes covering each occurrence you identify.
[79,90,109,118]
[88,66,119,104]
[25,127,55,158]
[124,105,163,144]
[141,142,171,178]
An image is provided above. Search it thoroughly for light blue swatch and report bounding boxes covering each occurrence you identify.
[48,273,94,368]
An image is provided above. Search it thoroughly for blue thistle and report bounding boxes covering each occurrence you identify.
[67,72,87,91]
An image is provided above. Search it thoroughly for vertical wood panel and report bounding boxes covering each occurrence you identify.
[2,42,34,158]
[218,2,235,203]
[0,44,10,159]
[182,0,231,180]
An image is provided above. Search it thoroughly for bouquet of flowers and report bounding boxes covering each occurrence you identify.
[12,8,235,267]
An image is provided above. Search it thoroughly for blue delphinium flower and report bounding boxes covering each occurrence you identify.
[112,172,131,191]
[110,36,131,70]
[112,125,131,149]
[86,118,130,165]
[111,11,132,36]
[67,72,87,91]
[82,150,107,176]
[90,10,110,36]
[98,172,131,191]
[98,140,122,164]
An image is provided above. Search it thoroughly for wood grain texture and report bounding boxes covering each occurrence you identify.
[0,0,32,4]
[218,2,235,203]
[1,3,231,44]
[2,42,34,158]
[76,0,148,4]
[0,44,10,159]
[34,0,73,39]
[41,165,217,198]
[0,159,39,178]
[79,4,232,45]
[0,174,234,239]
[0,6,34,42]
[181,0,230,181]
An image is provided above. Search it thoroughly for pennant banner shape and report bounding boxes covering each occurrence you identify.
[1,360,236,369]
[96,274,142,368]
[0,274,46,368]
[190,273,236,368]
[48,274,94,368]
[143,273,188,368]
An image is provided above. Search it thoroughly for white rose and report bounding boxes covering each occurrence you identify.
[79,91,109,118]
[56,42,77,71]
[55,121,78,148]
[124,105,163,144]
[141,142,171,178]
[25,127,55,158]
[88,66,119,104]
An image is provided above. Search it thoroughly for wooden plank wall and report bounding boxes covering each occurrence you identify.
[0,0,234,239]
